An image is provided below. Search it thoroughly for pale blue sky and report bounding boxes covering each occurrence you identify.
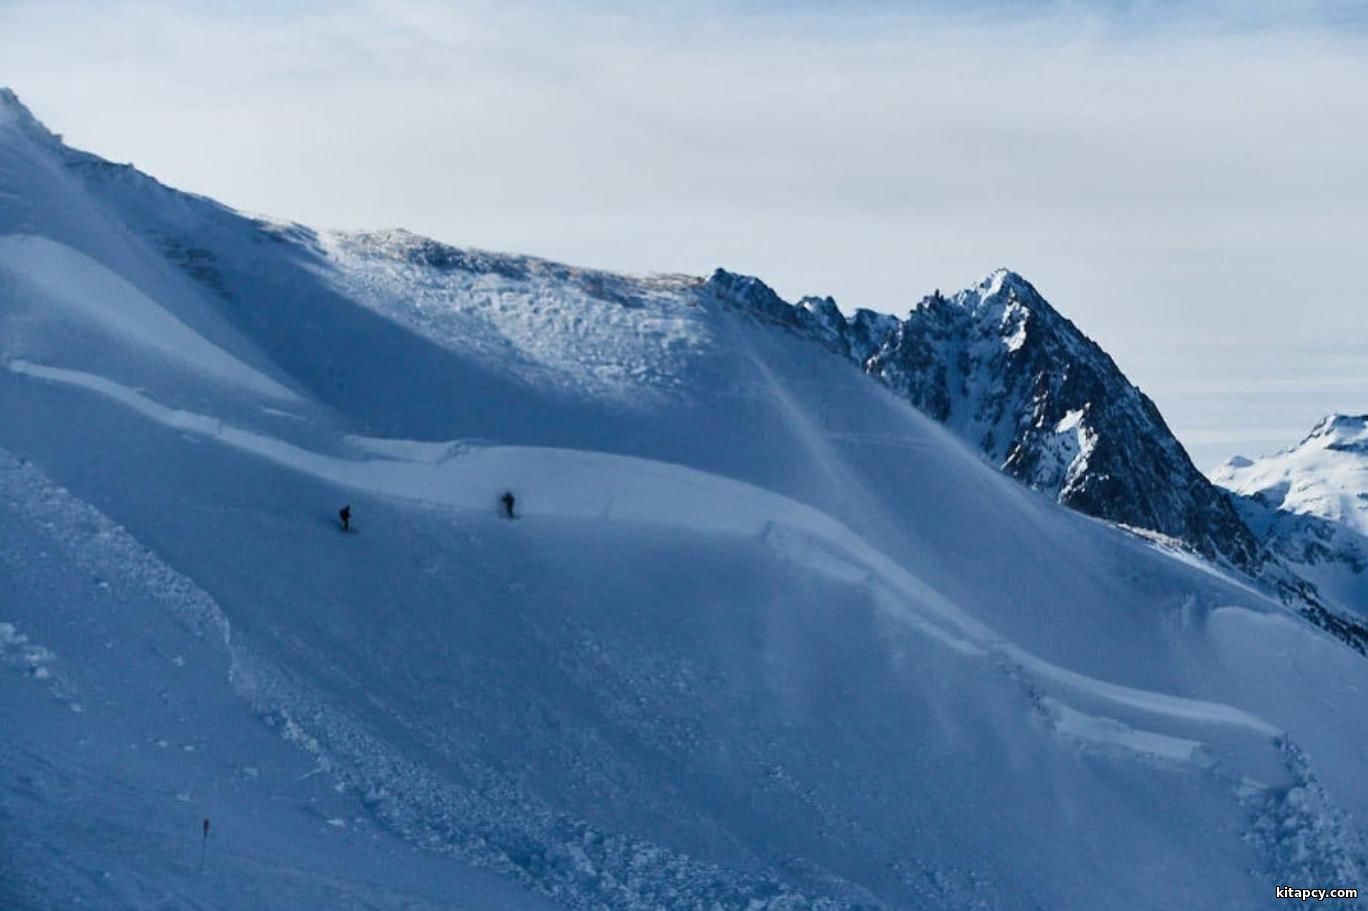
[3,0,1365,467]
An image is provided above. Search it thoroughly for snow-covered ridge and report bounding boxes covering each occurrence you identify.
[316,230,713,406]
[1307,413,1368,449]
[0,87,59,145]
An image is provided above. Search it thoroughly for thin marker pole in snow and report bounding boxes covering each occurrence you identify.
[200,818,209,873]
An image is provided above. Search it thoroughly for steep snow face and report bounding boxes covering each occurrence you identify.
[1211,417,1368,619]
[6,89,1368,910]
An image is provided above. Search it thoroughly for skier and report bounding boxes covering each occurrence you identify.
[500,491,516,519]
[339,504,351,531]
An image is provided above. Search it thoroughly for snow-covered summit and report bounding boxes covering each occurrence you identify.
[947,266,1037,307]
[0,87,67,153]
[1305,413,1368,453]
[1214,413,1368,536]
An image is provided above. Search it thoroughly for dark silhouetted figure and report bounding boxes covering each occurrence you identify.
[339,504,351,531]
[500,491,516,519]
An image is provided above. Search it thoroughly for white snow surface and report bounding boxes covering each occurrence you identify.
[1211,415,1368,618]
[1213,414,1368,536]
[3,88,1368,910]
[0,234,297,399]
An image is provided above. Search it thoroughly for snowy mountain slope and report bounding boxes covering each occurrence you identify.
[0,449,555,911]
[1211,416,1368,620]
[4,88,1368,909]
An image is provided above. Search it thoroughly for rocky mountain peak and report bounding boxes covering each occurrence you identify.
[711,265,1266,574]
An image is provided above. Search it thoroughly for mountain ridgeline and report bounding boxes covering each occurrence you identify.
[708,268,1263,569]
